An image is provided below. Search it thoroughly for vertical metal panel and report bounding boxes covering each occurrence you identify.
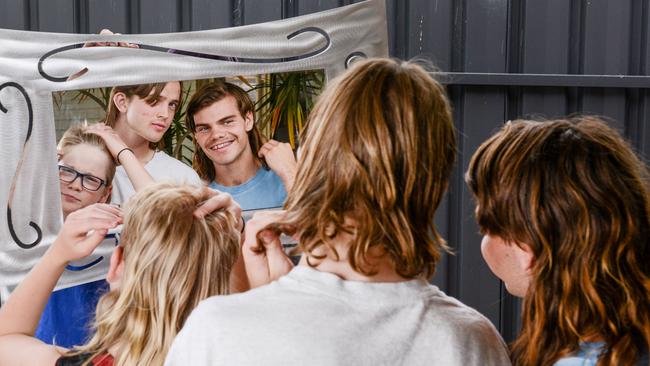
[190,0,233,30]
[138,0,180,33]
[581,0,631,133]
[521,0,569,74]
[463,0,508,73]
[637,1,650,159]
[87,0,130,33]
[520,0,570,117]
[640,92,650,160]
[582,0,631,75]
[458,87,507,325]
[456,1,509,326]
[407,0,453,70]
[242,0,282,25]
[581,89,627,133]
[36,0,76,33]
[430,201,449,290]
[297,0,341,16]
[0,0,28,30]
[385,0,406,59]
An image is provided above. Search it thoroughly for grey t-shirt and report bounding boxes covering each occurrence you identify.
[165,266,511,366]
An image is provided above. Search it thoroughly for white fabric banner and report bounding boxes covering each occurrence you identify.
[0,0,388,295]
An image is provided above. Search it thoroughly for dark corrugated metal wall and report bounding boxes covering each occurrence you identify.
[2,0,649,342]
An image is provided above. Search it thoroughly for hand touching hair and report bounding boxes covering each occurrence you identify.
[71,183,241,366]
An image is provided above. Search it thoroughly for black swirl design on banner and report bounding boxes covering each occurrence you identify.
[65,232,119,271]
[345,51,367,69]
[38,27,331,82]
[0,82,43,249]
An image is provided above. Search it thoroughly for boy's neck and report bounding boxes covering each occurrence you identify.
[213,147,260,187]
[113,119,155,164]
[298,227,408,283]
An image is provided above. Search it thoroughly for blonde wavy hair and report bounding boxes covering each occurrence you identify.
[281,58,456,279]
[466,117,650,366]
[70,183,240,366]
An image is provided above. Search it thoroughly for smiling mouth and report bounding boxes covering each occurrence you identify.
[210,140,234,151]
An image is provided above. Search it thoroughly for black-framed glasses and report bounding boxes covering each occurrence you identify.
[58,165,106,191]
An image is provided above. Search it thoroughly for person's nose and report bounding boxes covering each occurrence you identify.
[68,175,83,191]
[156,103,170,120]
[210,124,226,140]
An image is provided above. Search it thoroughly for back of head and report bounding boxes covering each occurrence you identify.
[58,123,116,185]
[185,81,265,182]
[75,183,240,366]
[466,117,650,366]
[285,58,456,279]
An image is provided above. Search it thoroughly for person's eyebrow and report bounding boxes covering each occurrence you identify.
[217,115,237,123]
[60,163,101,178]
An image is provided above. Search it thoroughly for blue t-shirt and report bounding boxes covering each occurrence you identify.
[35,279,108,348]
[209,167,287,211]
[554,342,649,366]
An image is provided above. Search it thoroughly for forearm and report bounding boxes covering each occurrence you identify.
[0,248,67,337]
[119,150,154,192]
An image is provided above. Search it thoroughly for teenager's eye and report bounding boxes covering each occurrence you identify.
[169,102,179,110]
[224,120,235,125]
[196,126,209,133]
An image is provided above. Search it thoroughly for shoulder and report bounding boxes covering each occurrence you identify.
[166,289,280,364]
[179,287,271,331]
[422,290,510,357]
[425,289,496,330]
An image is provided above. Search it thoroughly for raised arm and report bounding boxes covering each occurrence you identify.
[86,123,154,191]
[0,204,122,365]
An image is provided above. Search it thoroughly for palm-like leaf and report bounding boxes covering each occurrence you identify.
[252,70,324,149]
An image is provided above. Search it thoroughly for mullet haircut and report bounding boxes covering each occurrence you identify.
[466,117,650,366]
[282,58,456,279]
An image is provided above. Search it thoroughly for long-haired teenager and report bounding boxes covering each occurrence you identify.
[103,82,201,205]
[0,183,242,366]
[466,117,650,366]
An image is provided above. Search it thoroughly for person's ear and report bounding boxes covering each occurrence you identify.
[113,92,129,113]
[107,246,124,288]
[244,111,254,132]
[99,185,112,204]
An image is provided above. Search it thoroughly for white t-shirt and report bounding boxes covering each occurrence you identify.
[165,266,511,366]
[110,151,201,206]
